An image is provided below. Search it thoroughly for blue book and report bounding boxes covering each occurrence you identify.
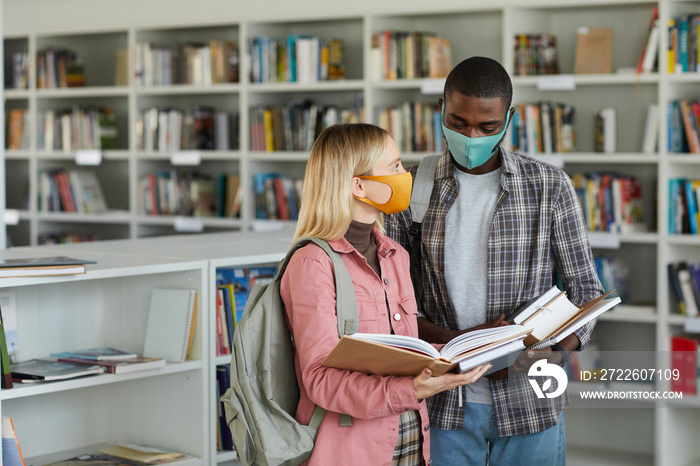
[686,179,699,234]
[679,15,689,72]
[51,347,137,361]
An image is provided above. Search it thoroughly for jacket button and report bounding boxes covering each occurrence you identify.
[384,278,390,285]
[424,424,430,431]
[393,313,401,321]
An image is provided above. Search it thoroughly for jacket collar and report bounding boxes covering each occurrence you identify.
[438,146,519,191]
[327,227,396,259]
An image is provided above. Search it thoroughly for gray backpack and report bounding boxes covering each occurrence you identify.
[221,238,357,466]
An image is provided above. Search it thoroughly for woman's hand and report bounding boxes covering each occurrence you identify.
[413,364,491,400]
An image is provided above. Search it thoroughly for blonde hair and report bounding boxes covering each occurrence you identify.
[293,123,389,242]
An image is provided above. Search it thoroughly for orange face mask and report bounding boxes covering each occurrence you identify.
[354,171,413,215]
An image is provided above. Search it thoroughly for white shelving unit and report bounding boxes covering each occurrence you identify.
[0,229,295,466]
[4,0,700,464]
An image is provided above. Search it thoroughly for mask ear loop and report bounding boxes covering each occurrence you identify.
[490,109,514,154]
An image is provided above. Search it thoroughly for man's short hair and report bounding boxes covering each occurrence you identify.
[444,56,513,110]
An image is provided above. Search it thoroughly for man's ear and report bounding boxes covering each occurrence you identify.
[438,97,443,108]
[352,176,366,199]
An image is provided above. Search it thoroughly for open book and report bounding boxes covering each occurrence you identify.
[321,325,531,377]
[506,286,621,348]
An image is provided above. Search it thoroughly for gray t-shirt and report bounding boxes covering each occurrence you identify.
[445,166,501,405]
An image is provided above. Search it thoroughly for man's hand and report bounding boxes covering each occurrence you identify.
[486,334,581,379]
[417,315,508,344]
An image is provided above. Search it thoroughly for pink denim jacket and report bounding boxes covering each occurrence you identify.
[281,229,431,466]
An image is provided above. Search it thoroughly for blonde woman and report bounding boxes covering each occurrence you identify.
[280,123,489,466]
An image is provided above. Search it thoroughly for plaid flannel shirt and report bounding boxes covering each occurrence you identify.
[385,148,604,436]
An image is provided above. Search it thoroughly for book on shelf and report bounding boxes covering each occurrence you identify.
[574,27,613,74]
[668,178,700,234]
[0,302,15,388]
[1,417,25,466]
[505,286,620,348]
[44,445,199,466]
[594,107,616,153]
[668,261,700,316]
[0,256,96,278]
[513,33,559,76]
[322,325,531,377]
[636,6,660,74]
[0,291,20,364]
[10,359,105,383]
[642,104,659,153]
[510,102,575,154]
[216,365,235,451]
[56,355,166,374]
[99,443,197,465]
[50,347,138,361]
[671,335,697,395]
[571,172,646,233]
[142,288,197,363]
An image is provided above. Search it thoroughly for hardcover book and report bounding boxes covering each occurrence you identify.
[322,325,531,377]
[505,286,621,348]
[56,356,166,374]
[0,256,96,278]
[10,359,105,382]
[50,347,138,361]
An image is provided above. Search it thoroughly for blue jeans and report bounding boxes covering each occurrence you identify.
[430,403,565,466]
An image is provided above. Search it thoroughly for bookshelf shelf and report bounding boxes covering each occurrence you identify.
[4,89,30,99]
[560,153,660,163]
[512,73,660,87]
[135,84,242,95]
[36,210,132,223]
[36,86,131,98]
[667,155,700,164]
[0,361,202,401]
[248,80,366,92]
[599,304,657,323]
[35,150,131,161]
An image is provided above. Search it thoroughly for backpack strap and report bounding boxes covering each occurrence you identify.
[407,155,439,316]
[409,154,440,225]
[285,237,357,428]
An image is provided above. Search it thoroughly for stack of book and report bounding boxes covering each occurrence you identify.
[667,99,700,154]
[6,109,30,151]
[370,30,451,80]
[252,173,302,221]
[135,106,238,152]
[38,169,108,214]
[133,40,239,86]
[668,261,700,317]
[249,35,345,83]
[248,100,362,152]
[375,101,443,153]
[667,14,700,74]
[37,106,118,152]
[138,169,241,218]
[0,256,95,279]
[510,102,575,154]
[36,47,85,88]
[513,33,559,76]
[52,346,166,375]
[570,172,646,234]
[44,443,199,466]
[11,51,29,89]
[668,178,700,235]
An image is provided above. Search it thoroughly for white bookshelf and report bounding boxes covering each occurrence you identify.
[4,0,700,464]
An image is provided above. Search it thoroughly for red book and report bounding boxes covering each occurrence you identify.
[671,335,698,394]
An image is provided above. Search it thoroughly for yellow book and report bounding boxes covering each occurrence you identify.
[668,18,677,74]
[262,109,274,152]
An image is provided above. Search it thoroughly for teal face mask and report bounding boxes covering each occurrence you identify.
[441,103,510,169]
